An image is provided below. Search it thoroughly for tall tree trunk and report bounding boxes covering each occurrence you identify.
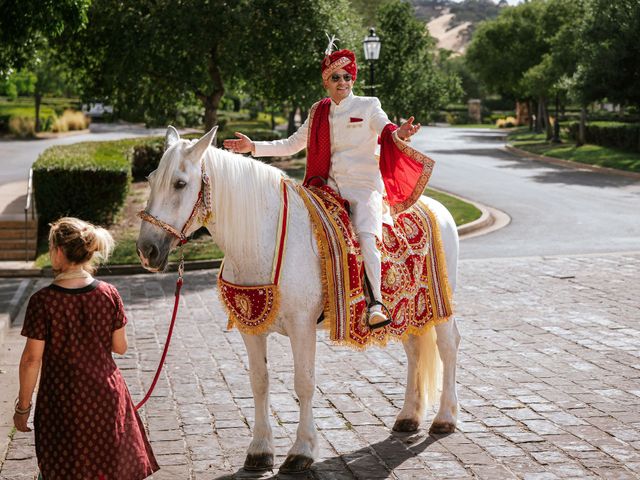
[578,105,587,146]
[202,95,222,132]
[199,46,225,132]
[287,106,298,137]
[542,98,553,141]
[535,99,543,133]
[34,91,42,132]
[528,99,534,131]
[300,109,309,124]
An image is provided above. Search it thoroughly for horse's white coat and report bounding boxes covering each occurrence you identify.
[137,128,461,468]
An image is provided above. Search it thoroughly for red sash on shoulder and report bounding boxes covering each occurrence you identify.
[303,98,332,188]
[303,97,436,214]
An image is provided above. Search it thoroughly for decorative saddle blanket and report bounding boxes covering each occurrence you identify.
[296,184,454,349]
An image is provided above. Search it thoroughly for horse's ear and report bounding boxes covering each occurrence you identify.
[165,125,180,150]
[187,126,218,162]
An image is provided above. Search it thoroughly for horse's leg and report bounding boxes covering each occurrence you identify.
[280,319,318,473]
[240,333,274,471]
[393,328,440,432]
[430,318,461,433]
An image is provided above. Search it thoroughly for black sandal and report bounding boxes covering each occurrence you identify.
[367,300,392,330]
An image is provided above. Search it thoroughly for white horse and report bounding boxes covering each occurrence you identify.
[137,126,461,473]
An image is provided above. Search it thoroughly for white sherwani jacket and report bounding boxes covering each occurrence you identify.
[253,93,393,239]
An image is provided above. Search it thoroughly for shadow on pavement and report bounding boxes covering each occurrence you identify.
[212,432,444,479]
[429,148,514,160]
[459,133,506,144]
[530,169,640,188]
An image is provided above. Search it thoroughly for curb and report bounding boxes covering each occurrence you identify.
[0,278,34,343]
[431,188,510,239]
[505,144,640,180]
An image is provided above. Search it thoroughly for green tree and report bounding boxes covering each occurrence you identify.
[575,0,640,108]
[0,0,90,74]
[376,0,461,123]
[61,0,248,129]
[466,0,581,136]
[243,0,361,132]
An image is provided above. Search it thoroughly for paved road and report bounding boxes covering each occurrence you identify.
[3,252,639,479]
[414,127,640,259]
[0,124,168,185]
[1,127,639,479]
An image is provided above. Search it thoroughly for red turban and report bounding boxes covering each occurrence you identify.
[321,49,357,82]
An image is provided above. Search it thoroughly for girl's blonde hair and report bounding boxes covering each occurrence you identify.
[49,217,114,272]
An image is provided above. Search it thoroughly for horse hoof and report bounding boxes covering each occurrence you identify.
[392,418,420,432]
[429,422,456,434]
[243,453,274,471]
[279,454,314,473]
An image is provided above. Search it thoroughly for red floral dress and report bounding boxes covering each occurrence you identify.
[21,280,159,480]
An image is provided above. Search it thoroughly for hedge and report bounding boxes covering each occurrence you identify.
[567,122,640,152]
[131,128,283,180]
[33,140,134,232]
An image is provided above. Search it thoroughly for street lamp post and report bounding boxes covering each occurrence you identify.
[363,27,381,97]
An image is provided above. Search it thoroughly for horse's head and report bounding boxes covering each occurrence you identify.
[136,125,217,271]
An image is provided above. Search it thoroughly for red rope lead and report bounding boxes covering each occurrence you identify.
[135,277,183,411]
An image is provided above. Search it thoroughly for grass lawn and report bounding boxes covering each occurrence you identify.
[0,96,80,119]
[509,128,640,173]
[425,188,482,226]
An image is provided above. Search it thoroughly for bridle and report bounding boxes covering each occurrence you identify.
[134,158,212,411]
[138,160,213,246]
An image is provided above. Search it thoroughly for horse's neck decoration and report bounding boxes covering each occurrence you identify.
[218,179,290,334]
[136,126,462,474]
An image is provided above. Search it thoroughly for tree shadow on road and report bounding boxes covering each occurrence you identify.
[212,431,447,479]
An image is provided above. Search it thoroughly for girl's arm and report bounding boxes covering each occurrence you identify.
[14,338,44,432]
[112,326,128,355]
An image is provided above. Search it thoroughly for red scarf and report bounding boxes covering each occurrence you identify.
[303,98,435,213]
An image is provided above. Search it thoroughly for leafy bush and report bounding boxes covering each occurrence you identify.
[9,116,35,137]
[0,114,11,133]
[496,116,517,128]
[33,141,132,232]
[445,111,470,125]
[129,126,283,180]
[131,138,164,180]
[52,110,90,132]
[567,122,640,152]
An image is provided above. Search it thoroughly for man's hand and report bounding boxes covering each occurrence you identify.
[397,116,421,141]
[223,132,254,154]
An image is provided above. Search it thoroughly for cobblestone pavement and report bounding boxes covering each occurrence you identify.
[1,251,639,479]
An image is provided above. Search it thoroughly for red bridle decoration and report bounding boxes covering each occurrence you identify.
[134,160,212,410]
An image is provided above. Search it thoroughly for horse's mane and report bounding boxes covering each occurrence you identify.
[154,139,288,258]
[205,146,287,257]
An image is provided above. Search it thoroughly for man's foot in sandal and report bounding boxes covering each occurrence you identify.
[368,303,392,330]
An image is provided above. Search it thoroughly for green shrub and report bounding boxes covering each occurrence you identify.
[129,127,283,180]
[9,116,35,137]
[496,116,517,128]
[33,141,132,233]
[0,114,10,133]
[445,111,470,125]
[131,138,164,180]
[567,122,640,152]
[52,109,90,132]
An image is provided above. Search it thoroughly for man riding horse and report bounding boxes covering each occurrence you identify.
[224,43,429,330]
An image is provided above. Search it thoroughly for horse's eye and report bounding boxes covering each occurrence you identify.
[174,180,187,189]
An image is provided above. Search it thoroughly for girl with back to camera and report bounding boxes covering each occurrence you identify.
[13,217,159,480]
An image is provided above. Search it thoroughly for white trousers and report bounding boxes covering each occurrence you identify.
[359,232,382,304]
